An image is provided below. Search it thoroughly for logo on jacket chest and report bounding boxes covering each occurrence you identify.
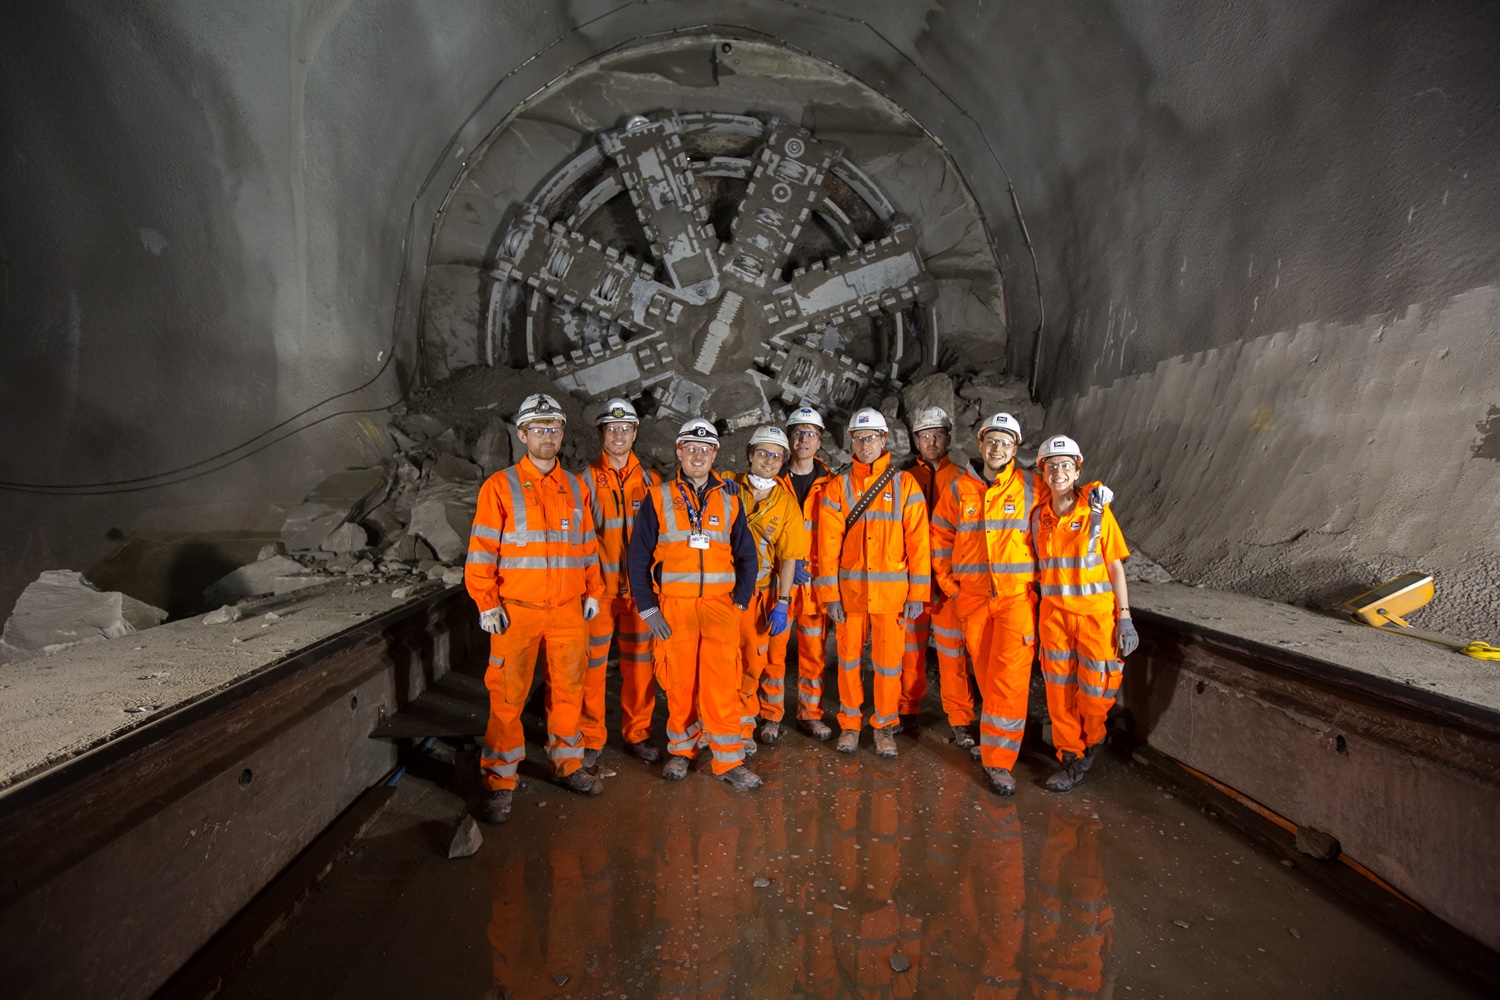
[632,499,641,510]
[708,514,720,526]
[883,491,893,502]
[1070,519,1083,531]
[964,504,978,518]
[1004,503,1016,514]
[561,518,571,530]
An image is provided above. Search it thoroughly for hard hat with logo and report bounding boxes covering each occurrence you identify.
[977,412,1023,443]
[675,418,720,447]
[1037,434,1083,463]
[516,392,567,427]
[748,425,790,452]
[847,407,889,434]
[785,405,825,431]
[595,397,640,426]
[910,406,951,434]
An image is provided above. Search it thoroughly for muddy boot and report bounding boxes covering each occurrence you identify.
[662,755,690,781]
[984,767,1016,796]
[717,765,764,791]
[801,717,834,741]
[624,740,661,764]
[742,738,759,759]
[1045,753,1086,793]
[951,724,976,749]
[873,727,899,759]
[1081,741,1103,773]
[477,789,513,824]
[560,768,604,796]
[757,720,781,745]
[836,729,860,754]
[582,748,603,770]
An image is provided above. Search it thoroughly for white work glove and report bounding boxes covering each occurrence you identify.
[901,600,924,622]
[640,606,673,641]
[1089,485,1115,511]
[583,597,600,621]
[825,600,846,624]
[479,606,509,635]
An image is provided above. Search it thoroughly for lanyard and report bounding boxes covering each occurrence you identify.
[675,478,707,533]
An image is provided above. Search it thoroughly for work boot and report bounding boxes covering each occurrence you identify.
[624,740,661,764]
[800,717,834,741]
[836,729,860,754]
[984,767,1017,796]
[662,755,690,781]
[1081,741,1103,773]
[582,748,603,770]
[757,720,781,745]
[742,738,759,759]
[1045,753,1086,793]
[873,727,899,759]
[560,768,604,796]
[477,789,513,824]
[717,765,764,791]
[951,724,977,749]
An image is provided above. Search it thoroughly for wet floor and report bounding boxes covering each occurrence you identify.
[217,703,1481,1000]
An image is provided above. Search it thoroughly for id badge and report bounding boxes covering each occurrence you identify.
[689,532,710,550]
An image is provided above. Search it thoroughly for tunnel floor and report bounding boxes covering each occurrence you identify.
[214,682,1480,1000]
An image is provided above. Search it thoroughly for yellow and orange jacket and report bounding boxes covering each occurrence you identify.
[814,451,932,614]
[586,451,660,598]
[776,458,834,605]
[729,472,810,593]
[464,455,604,612]
[1032,481,1129,616]
[930,459,1046,604]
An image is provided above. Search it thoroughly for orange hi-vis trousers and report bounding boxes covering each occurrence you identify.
[835,611,905,731]
[480,601,588,792]
[581,595,655,748]
[952,590,1037,771]
[655,594,744,775]
[1038,603,1122,759]
[899,595,977,724]
[763,587,829,721]
[738,590,776,738]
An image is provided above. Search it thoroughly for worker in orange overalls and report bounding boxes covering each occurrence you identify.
[899,405,975,745]
[1033,434,1136,793]
[626,418,762,790]
[729,425,806,758]
[765,405,837,743]
[465,392,605,824]
[580,397,663,767]
[815,407,931,759]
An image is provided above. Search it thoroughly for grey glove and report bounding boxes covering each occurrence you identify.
[901,600,924,622]
[479,606,509,635]
[1115,617,1139,657]
[640,607,673,642]
[1089,484,1115,512]
[825,600,846,625]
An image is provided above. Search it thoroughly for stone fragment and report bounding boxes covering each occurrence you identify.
[430,428,470,459]
[427,452,482,483]
[889,953,910,973]
[408,482,481,563]
[204,555,305,605]
[325,553,357,573]
[263,611,281,621]
[753,876,770,888]
[392,585,420,600]
[1288,927,1302,939]
[1294,826,1341,860]
[281,466,389,551]
[473,416,512,478]
[394,412,447,441]
[1173,919,1190,929]
[901,373,956,427]
[441,566,465,587]
[447,815,483,859]
[552,974,568,987]
[0,570,168,664]
[320,522,368,555]
[350,558,375,576]
[273,574,338,595]
[256,542,286,561]
[202,605,243,625]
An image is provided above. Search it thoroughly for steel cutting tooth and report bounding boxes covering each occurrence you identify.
[721,120,837,288]
[764,218,935,338]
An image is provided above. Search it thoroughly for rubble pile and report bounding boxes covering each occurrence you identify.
[0,570,167,665]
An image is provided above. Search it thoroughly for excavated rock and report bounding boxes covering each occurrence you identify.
[472,416,513,478]
[0,570,167,664]
[204,555,305,605]
[408,482,482,563]
[281,466,390,551]
[320,521,369,554]
[427,452,482,483]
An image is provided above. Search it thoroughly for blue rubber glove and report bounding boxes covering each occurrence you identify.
[768,599,790,637]
[793,560,811,586]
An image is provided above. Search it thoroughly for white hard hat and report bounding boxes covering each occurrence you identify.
[748,425,790,451]
[595,397,639,426]
[910,406,951,434]
[785,406,825,431]
[1037,434,1083,463]
[675,418,720,447]
[847,407,889,434]
[977,412,1022,443]
[516,392,567,427]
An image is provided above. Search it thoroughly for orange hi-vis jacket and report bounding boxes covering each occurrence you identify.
[907,454,961,516]
[587,452,660,597]
[815,451,932,615]
[931,459,1043,602]
[776,458,834,596]
[1031,481,1129,616]
[465,455,604,612]
[729,472,810,592]
[646,473,746,599]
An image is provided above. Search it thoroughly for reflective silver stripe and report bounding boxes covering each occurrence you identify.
[660,571,736,584]
[621,651,652,663]
[860,509,902,521]
[740,715,757,726]
[932,547,952,559]
[951,562,989,575]
[707,733,740,746]
[481,745,525,763]
[983,518,1028,531]
[904,490,923,507]
[982,712,1025,730]
[761,676,784,689]
[932,624,963,639]
[991,561,1036,574]
[800,625,824,636]
[840,703,860,716]
[588,634,611,647]
[598,517,628,531]
[802,678,823,691]
[1043,669,1075,687]
[873,712,898,727]
[764,692,784,704]
[840,569,908,582]
[589,493,604,527]
[504,467,529,534]
[587,657,607,669]
[599,561,621,575]
[907,572,929,588]
[874,664,901,678]
[555,731,583,747]
[488,655,504,668]
[823,497,843,511]
[497,529,554,545]
[498,556,549,569]
[1079,677,1107,697]
[932,516,955,530]
[1078,655,1113,673]
[1040,582,1113,596]
[551,746,585,760]
[482,761,519,777]
[666,724,701,742]
[813,575,838,587]
[467,550,499,564]
[981,733,1022,750]
[1039,554,1103,570]
[1040,648,1074,661]
[955,522,987,533]
[933,636,964,656]
[839,657,860,673]
[471,524,502,541]
[712,749,744,763]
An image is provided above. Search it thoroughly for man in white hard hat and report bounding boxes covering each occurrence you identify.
[899,404,978,748]
[465,392,605,823]
[581,398,663,768]
[768,405,838,741]
[625,418,763,790]
[815,407,931,759]
[729,426,807,757]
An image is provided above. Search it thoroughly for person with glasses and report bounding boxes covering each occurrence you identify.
[769,406,838,742]
[465,392,606,824]
[815,408,932,759]
[625,419,762,790]
[580,398,663,768]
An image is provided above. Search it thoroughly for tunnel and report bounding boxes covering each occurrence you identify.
[1,1,1498,997]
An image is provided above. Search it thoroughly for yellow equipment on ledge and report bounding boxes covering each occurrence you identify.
[1344,572,1500,661]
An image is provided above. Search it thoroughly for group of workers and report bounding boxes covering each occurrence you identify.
[463,392,1137,824]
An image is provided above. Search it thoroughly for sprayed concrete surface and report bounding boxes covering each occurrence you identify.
[215,722,1481,999]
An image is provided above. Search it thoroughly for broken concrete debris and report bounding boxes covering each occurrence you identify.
[447,815,484,859]
[0,570,167,665]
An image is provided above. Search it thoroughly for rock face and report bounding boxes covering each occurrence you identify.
[0,570,167,664]
[203,555,305,606]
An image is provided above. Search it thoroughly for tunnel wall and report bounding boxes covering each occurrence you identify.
[2,0,1498,636]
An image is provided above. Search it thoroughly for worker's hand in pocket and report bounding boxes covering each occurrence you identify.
[793,560,812,586]
[768,600,790,637]
[479,606,509,635]
[825,600,846,624]
[1089,484,1115,512]
[1115,617,1139,657]
[901,600,924,623]
[640,607,672,641]
[582,597,600,622]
